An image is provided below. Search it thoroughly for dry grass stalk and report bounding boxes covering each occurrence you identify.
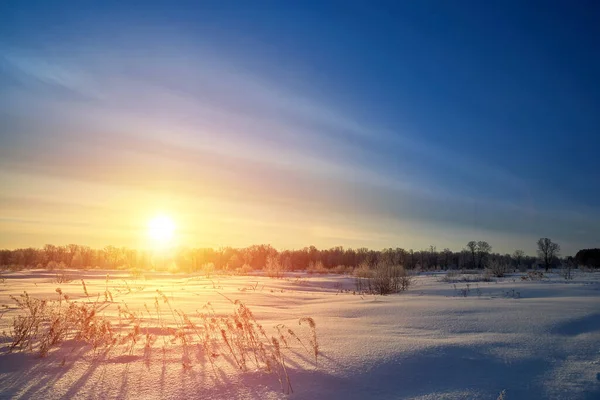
[4,285,318,394]
[299,317,319,367]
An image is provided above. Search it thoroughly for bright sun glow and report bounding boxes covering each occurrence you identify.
[148,215,175,246]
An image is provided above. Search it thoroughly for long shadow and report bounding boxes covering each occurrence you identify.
[1,346,89,399]
[116,363,130,399]
[285,347,319,369]
[284,343,551,400]
[60,357,104,399]
[549,313,600,336]
[1,342,573,400]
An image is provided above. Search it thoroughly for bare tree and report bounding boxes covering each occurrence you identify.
[407,249,416,270]
[428,245,438,270]
[537,238,560,272]
[466,241,477,269]
[43,244,58,264]
[418,250,426,270]
[513,249,525,268]
[442,248,452,270]
[103,246,121,269]
[66,244,79,267]
[56,246,67,265]
[560,256,575,280]
[78,246,94,268]
[122,248,138,269]
[476,241,492,269]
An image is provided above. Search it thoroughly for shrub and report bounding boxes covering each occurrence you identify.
[481,269,493,281]
[237,264,254,275]
[307,261,328,274]
[440,271,460,282]
[129,267,144,280]
[371,264,413,294]
[353,262,374,278]
[356,263,413,295]
[202,262,215,278]
[265,256,284,279]
[488,260,510,277]
[47,261,59,271]
[526,271,544,280]
[579,265,594,273]
[559,265,574,280]
[54,271,72,284]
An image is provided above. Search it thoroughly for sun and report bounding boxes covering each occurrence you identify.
[147,215,175,246]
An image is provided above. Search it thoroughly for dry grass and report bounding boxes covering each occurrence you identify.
[129,267,144,280]
[521,271,544,281]
[9,288,114,357]
[3,278,318,394]
[54,271,73,284]
[299,317,319,366]
[441,270,493,283]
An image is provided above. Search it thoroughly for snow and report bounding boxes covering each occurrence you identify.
[1,269,599,399]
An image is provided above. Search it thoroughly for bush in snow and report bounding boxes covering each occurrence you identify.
[488,260,510,277]
[524,271,544,281]
[559,265,574,280]
[46,261,66,271]
[306,260,328,274]
[265,255,285,279]
[353,261,375,278]
[237,263,254,275]
[355,263,413,295]
[202,262,215,278]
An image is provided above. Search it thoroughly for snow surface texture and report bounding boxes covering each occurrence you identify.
[1,269,599,400]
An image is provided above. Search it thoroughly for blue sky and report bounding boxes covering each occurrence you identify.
[1,1,599,255]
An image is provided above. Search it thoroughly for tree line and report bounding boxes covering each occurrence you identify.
[0,238,589,272]
[575,249,600,268]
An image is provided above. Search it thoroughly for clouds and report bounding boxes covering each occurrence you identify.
[0,42,522,199]
[0,21,597,254]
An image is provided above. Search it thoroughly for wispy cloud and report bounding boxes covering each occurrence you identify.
[1,40,596,253]
[0,44,528,201]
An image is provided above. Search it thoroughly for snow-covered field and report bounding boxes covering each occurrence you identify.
[1,269,599,400]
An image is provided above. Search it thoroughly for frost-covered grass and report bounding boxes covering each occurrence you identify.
[1,269,599,399]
